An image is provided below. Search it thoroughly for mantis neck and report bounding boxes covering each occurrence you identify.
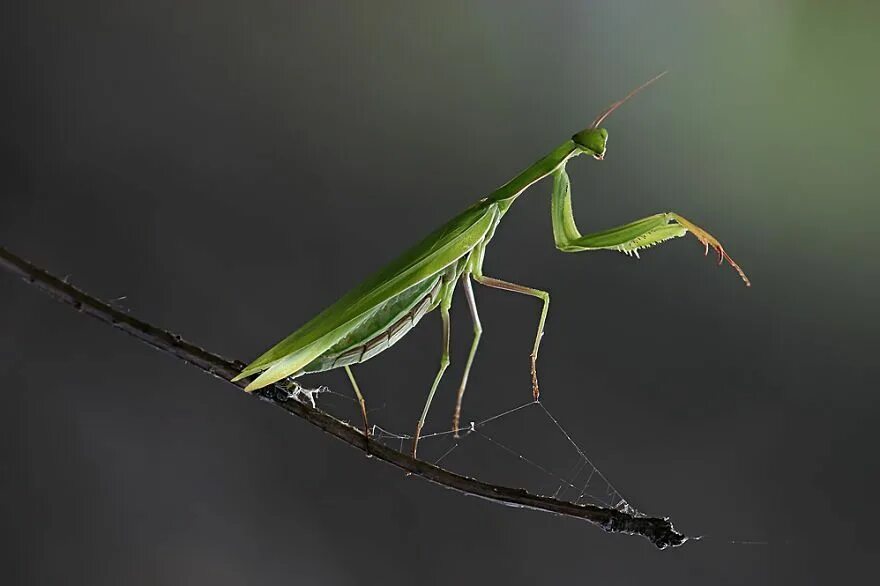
[487,140,579,206]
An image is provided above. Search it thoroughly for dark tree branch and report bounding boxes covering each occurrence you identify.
[0,245,686,549]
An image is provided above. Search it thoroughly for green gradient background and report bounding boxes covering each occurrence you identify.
[2,1,878,584]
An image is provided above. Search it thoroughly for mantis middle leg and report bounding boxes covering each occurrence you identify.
[452,273,482,435]
[472,274,549,401]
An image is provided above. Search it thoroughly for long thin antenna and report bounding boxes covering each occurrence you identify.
[590,71,668,129]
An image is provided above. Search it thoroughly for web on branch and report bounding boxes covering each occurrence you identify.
[280,379,640,516]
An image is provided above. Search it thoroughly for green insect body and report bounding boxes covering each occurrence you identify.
[234,73,749,455]
[235,202,498,387]
[299,275,443,374]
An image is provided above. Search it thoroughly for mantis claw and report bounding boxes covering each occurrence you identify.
[670,214,751,287]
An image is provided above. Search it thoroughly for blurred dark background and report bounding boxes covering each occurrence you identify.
[2,1,878,584]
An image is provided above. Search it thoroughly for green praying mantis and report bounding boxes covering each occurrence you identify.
[233,72,750,457]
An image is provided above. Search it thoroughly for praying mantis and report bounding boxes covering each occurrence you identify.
[233,72,750,456]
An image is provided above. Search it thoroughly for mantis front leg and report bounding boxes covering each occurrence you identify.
[550,162,750,285]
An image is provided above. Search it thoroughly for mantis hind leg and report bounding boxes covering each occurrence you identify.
[452,273,482,436]
[412,279,455,458]
[472,274,549,402]
[343,365,370,438]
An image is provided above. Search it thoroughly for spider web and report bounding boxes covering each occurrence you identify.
[281,380,639,516]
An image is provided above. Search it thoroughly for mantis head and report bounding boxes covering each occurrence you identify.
[572,71,667,160]
[571,128,608,160]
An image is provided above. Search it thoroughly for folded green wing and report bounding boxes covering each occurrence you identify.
[235,201,498,390]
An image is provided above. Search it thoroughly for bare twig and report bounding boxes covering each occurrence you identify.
[0,246,687,549]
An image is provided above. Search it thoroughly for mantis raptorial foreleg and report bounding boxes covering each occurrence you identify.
[343,365,370,438]
[550,164,751,285]
[472,274,550,401]
[452,274,483,436]
[412,282,454,457]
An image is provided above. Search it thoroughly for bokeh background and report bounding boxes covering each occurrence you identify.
[2,1,878,584]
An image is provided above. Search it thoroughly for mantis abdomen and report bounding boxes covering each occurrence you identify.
[301,274,444,375]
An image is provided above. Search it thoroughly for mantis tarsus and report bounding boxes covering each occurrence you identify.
[234,72,750,456]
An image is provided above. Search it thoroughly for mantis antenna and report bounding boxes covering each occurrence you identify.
[590,70,668,129]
